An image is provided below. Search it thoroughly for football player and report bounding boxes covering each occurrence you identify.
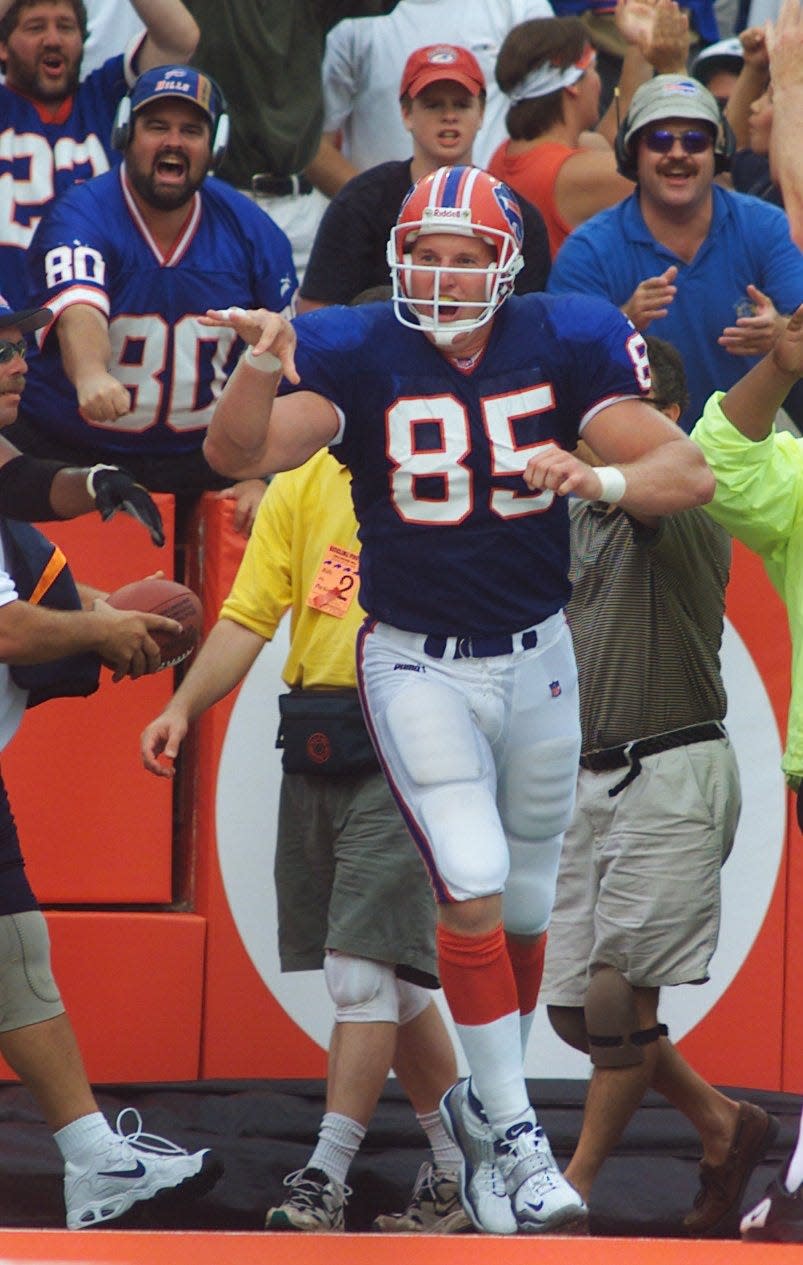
[200,165,714,1235]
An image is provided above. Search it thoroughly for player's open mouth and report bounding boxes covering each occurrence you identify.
[40,54,65,74]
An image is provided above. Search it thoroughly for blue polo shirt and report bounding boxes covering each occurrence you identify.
[548,186,803,430]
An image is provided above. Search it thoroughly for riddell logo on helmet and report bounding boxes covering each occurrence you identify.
[424,207,471,222]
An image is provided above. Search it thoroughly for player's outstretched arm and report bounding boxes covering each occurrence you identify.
[129,0,199,71]
[201,308,339,478]
[0,447,164,545]
[141,618,265,777]
[714,301,803,441]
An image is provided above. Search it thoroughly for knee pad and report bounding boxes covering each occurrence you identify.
[0,911,63,1031]
[547,1004,589,1054]
[396,978,432,1026]
[584,967,667,1067]
[385,683,483,787]
[323,951,399,1024]
[503,836,562,935]
[499,736,579,841]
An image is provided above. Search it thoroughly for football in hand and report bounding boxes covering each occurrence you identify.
[105,578,202,670]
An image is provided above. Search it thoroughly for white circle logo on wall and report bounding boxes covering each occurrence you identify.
[216,617,784,1079]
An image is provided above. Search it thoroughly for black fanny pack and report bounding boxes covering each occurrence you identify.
[276,689,380,776]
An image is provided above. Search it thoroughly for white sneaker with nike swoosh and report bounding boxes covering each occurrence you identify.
[493,1117,587,1233]
[439,1079,517,1234]
[64,1108,222,1229]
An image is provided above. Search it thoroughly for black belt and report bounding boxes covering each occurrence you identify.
[423,628,539,660]
[580,721,726,796]
[250,172,313,197]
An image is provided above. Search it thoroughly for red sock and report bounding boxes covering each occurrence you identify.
[505,931,546,1018]
[436,922,517,1026]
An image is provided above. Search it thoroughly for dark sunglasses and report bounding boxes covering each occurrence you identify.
[643,127,713,155]
[0,338,27,364]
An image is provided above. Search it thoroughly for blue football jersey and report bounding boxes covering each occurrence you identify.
[23,167,297,458]
[0,55,129,307]
[280,296,647,635]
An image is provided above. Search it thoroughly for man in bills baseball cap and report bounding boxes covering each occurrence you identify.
[127,64,223,126]
[399,44,486,100]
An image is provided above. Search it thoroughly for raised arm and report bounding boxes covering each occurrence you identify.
[200,308,340,478]
[767,0,803,248]
[128,0,199,71]
[712,301,803,440]
[724,27,770,149]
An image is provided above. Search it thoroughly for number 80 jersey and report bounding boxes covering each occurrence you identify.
[22,166,297,458]
[282,296,648,636]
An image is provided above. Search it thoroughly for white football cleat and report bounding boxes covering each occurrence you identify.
[493,1117,588,1233]
[439,1079,517,1234]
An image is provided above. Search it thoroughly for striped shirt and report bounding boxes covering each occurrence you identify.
[567,500,731,752]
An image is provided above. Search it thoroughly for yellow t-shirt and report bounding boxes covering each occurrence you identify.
[220,450,362,688]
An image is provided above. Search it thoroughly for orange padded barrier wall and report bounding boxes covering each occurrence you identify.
[0,911,205,1083]
[2,503,176,905]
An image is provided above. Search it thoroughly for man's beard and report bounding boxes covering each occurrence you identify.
[127,162,203,212]
[7,52,79,103]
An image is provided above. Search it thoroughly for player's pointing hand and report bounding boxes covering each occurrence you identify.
[201,306,299,384]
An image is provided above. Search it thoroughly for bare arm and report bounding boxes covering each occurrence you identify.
[0,597,179,678]
[128,0,199,71]
[767,0,803,248]
[304,133,359,198]
[56,304,131,424]
[200,307,339,478]
[596,0,690,145]
[524,401,714,517]
[141,618,265,776]
[715,301,803,440]
[724,28,770,149]
[555,151,635,228]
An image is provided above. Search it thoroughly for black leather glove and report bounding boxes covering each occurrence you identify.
[86,464,165,547]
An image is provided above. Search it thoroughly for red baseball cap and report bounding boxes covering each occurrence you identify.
[399,44,486,99]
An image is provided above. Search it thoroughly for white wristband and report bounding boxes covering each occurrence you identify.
[244,345,281,374]
[595,465,627,504]
[85,463,119,499]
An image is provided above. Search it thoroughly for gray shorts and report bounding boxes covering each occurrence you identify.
[542,737,741,1004]
[275,770,437,980]
[0,911,64,1032]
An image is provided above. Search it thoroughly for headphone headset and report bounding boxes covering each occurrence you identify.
[111,72,230,172]
[614,105,735,180]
